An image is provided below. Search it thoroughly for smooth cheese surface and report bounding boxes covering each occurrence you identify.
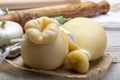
[63,17,107,61]
[21,17,68,70]
[21,31,68,70]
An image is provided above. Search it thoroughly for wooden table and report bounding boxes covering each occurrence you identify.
[102,27,120,80]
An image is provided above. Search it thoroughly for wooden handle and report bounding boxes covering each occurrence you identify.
[0,1,110,25]
[97,1,110,14]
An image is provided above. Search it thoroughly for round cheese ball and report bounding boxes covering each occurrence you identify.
[63,17,107,61]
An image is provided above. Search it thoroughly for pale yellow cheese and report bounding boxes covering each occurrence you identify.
[63,17,107,61]
[21,17,68,70]
[67,50,89,73]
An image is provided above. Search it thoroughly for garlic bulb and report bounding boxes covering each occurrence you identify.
[0,21,23,46]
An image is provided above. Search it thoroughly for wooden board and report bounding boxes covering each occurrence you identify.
[5,53,113,80]
[0,0,80,10]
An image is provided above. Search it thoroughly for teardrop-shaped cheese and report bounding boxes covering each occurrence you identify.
[67,50,89,73]
[21,17,68,70]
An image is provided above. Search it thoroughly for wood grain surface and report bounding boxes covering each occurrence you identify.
[0,1,110,25]
[0,0,80,10]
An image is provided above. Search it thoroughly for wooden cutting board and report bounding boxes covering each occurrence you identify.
[5,53,113,80]
[0,0,80,10]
